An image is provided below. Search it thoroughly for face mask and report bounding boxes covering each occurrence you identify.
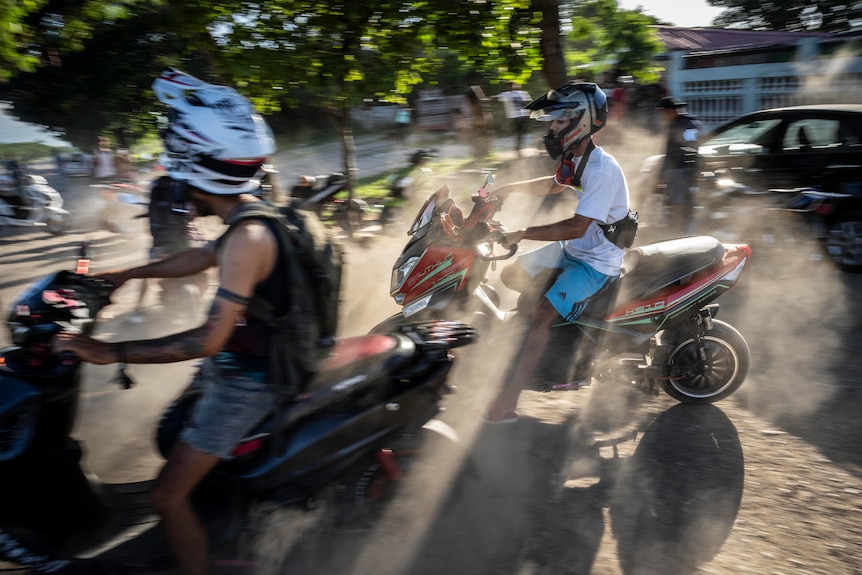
[543,130,564,160]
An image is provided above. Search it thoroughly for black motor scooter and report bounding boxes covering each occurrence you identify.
[0,260,476,573]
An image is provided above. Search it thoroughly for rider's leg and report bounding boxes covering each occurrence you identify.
[152,358,278,573]
[488,257,615,420]
[150,442,220,575]
[500,260,531,292]
[487,298,559,419]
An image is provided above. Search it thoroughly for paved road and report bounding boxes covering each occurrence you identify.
[2,133,862,574]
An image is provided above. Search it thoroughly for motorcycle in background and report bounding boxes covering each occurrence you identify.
[290,172,369,232]
[0,257,477,572]
[290,149,439,236]
[771,185,862,273]
[0,165,68,235]
[375,148,438,232]
[375,173,753,404]
[258,162,285,206]
[638,154,862,274]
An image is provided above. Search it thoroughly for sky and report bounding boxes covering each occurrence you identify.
[618,0,724,28]
[0,103,70,147]
[1,1,724,146]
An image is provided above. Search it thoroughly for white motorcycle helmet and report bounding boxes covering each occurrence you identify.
[526,82,609,160]
[152,68,276,195]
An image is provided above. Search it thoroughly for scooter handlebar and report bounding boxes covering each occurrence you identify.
[481,244,518,261]
[72,274,116,301]
[479,228,518,261]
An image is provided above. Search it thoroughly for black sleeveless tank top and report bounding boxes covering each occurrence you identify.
[218,217,289,360]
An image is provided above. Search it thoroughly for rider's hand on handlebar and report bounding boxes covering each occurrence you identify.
[93,270,129,291]
[501,230,526,249]
[52,333,122,365]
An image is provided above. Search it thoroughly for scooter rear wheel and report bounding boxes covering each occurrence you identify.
[659,319,750,404]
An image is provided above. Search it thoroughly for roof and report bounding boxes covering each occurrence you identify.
[747,104,862,114]
[653,26,831,53]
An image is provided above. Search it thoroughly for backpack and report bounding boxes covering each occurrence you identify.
[224,202,344,397]
[148,177,193,249]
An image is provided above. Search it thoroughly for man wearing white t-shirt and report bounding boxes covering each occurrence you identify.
[93,136,117,180]
[485,82,631,424]
[493,81,532,155]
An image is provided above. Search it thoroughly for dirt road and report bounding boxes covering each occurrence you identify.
[1,130,861,574]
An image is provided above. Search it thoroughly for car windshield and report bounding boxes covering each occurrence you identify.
[699,118,782,156]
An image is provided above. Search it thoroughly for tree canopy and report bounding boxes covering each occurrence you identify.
[707,0,862,32]
[0,0,666,153]
[564,0,665,83]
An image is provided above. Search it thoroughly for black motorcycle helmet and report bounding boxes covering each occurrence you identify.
[526,82,609,160]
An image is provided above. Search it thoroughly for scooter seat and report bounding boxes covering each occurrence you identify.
[278,334,417,428]
[618,236,725,302]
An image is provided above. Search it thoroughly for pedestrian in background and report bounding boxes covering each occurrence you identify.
[466,85,493,161]
[93,136,117,181]
[394,105,411,143]
[493,81,532,156]
[657,96,702,236]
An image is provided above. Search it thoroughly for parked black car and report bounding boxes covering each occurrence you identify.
[695,104,862,194]
[641,105,862,271]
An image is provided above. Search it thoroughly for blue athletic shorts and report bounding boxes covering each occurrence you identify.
[179,353,278,460]
[517,241,617,323]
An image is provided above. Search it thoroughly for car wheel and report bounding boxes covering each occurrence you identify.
[826,212,862,272]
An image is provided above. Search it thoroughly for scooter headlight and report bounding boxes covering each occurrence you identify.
[392,256,419,293]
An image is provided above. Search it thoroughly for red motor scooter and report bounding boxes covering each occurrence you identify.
[374,173,753,404]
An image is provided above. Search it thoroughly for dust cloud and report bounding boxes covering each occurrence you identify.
[6,120,856,573]
[242,123,862,574]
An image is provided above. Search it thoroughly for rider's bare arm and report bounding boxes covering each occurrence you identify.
[54,221,276,365]
[504,214,593,246]
[116,220,277,364]
[497,176,566,196]
[100,244,217,289]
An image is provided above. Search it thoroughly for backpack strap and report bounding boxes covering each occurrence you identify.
[570,140,596,188]
[222,202,307,398]
[222,202,297,324]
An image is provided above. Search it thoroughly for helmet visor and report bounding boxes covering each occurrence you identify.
[530,107,585,122]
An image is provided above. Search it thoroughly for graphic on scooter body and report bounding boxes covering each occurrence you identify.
[377,175,753,404]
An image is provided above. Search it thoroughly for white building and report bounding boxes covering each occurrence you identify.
[656,26,862,130]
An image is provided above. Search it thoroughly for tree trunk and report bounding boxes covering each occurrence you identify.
[534,0,568,88]
[331,107,358,236]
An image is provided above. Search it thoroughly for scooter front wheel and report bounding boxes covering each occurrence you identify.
[659,319,750,404]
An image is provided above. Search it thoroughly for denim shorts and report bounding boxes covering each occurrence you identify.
[518,241,616,323]
[179,353,279,460]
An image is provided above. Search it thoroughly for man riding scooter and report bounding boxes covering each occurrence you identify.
[483,82,634,424]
